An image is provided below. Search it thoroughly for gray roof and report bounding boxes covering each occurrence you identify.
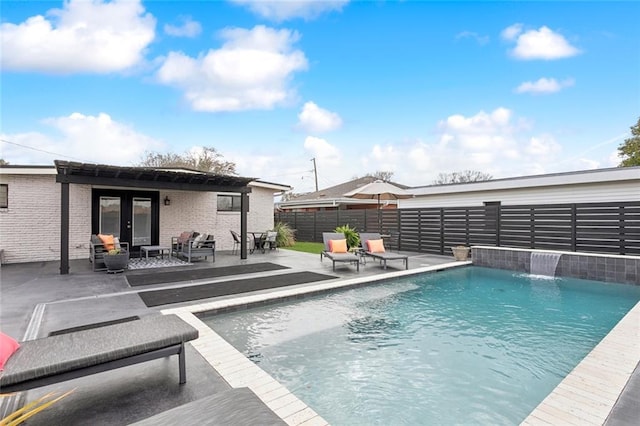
[288,176,409,202]
[54,160,255,193]
[279,176,409,208]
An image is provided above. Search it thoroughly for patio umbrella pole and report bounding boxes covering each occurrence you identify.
[378,193,381,233]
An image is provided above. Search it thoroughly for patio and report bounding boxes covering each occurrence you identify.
[1,248,455,425]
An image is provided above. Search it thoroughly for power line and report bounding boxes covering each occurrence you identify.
[0,138,86,162]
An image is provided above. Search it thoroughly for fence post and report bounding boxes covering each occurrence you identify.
[530,208,535,249]
[619,206,626,255]
[465,208,470,246]
[571,205,577,252]
[496,204,501,247]
[439,208,445,255]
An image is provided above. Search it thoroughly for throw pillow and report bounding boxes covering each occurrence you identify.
[367,239,386,253]
[192,233,205,248]
[329,239,348,253]
[98,234,115,250]
[201,235,215,248]
[177,231,192,244]
[0,332,20,370]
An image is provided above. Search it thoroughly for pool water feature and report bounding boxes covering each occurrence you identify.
[530,251,562,277]
[202,266,640,425]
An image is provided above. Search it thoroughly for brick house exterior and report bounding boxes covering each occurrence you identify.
[0,165,289,265]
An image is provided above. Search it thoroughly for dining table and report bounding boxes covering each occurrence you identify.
[249,231,266,253]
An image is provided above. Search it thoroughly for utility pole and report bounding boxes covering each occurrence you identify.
[311,157,319,192]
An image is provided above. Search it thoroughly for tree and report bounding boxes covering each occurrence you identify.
[0,159,8,165]
[368,171,394,182]
[433,170,492,185]
[352,171,395,181]
[137,147,237,175]
[618,117,640,167]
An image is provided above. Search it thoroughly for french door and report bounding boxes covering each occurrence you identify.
[92,189,159,252]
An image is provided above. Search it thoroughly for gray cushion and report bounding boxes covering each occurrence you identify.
[0,314,198,387]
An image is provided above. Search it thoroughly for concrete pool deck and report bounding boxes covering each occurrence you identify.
[1,249,638,425]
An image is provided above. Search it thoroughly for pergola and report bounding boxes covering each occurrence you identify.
[55,160,255,275]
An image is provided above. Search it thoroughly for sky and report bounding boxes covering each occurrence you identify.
[1,0,639,194]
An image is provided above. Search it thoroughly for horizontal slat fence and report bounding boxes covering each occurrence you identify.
[275,201,640,256]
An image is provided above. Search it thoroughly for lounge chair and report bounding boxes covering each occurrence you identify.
[0,314,198,393]
[359,232,409,270]
[320,232,360,272]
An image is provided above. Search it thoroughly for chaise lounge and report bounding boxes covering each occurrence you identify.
[359,232,409,270]
[0,314,198,393]
[320,232,360,272]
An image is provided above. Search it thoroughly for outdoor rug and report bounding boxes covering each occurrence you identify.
[138,271,337,307]
[127,262,290,287]
[127,256,192,270]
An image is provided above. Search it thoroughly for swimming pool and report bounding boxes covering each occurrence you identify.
[202,266,640,425]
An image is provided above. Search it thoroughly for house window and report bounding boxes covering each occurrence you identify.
[0,184,7,208]
[217,194,246,212]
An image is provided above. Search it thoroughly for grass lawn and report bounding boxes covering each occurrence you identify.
[282,241,324,255]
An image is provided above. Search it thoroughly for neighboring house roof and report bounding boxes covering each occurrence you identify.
[279,176,410,209]
[408,166,640,196]
[402,166,640,208]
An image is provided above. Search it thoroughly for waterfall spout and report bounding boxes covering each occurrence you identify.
[530,252,562,277]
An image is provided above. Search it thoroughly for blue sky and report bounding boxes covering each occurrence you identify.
[1,0,639,193]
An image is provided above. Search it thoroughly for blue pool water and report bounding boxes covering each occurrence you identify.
[203,267,640,425]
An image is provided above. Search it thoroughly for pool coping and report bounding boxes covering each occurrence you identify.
[162,261,639,425]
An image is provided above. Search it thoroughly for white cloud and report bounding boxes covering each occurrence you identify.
[156,25,308,112]
[164,16,201,38]
[500,23,523,41]
[303,136,342,166]
[231,0,348,21]
[578,158,600,169]
[502,25,581,60]
[455,31,490,45]
[297,102,343,133]
[357,108,572,185]
[0,0,155,73]
[1,112,164,165]
[526,135,562,156]
[515,77,575,94]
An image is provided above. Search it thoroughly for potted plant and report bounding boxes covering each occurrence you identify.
[334,224,360,250]
[451,245,470,261]
[103,248,129,273]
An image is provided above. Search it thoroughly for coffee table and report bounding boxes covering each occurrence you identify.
[141,245,171,260]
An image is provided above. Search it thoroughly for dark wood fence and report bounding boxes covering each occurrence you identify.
[275,201,640,256]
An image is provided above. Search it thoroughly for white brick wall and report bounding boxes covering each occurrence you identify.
[0,175,91,264]
[160,186,276,251]
[0,174,278,264]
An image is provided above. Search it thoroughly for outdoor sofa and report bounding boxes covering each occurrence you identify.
[0,314,198,393]
[359,232,409,270]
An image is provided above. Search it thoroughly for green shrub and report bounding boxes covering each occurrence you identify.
[334,224,360,249]
[273,222,295,247]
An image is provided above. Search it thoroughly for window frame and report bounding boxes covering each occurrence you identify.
[217,194,246,212]
[0,184,7,209]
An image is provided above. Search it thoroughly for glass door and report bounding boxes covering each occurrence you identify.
[93,189,159,253]
[99,196,121,237]
[132,197,152,246]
